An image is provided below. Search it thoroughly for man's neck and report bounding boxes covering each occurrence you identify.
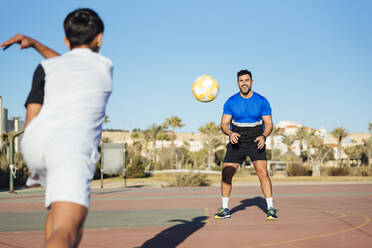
[240,91,253,99]
[70,45,95,52]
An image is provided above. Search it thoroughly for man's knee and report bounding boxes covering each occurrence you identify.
[255,166,269,179]
[48,221,84,246]
[222,166,236,185]
[48,202,87,245]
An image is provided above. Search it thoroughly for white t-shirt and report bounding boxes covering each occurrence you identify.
[23,48,113,158]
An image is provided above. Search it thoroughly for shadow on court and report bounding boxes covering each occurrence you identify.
[230,196,267,215]
[138,216,208,248]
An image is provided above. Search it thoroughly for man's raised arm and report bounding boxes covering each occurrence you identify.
[1,34,59,59]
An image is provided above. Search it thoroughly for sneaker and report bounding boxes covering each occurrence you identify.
[266,207,278,220]
[214,207,231,219]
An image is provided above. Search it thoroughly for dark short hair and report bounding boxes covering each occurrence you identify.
[63,8,104,48]
[237,70,253,81]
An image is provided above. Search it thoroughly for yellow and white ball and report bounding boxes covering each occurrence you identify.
[192,75,219,102]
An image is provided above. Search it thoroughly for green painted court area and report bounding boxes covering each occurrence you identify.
[0,208,207,232]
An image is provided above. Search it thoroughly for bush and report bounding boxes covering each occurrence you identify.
[347,166,372,176]
[157,148,173,169]
[327,167,350,176]
[287,163,311,176]
[13,153,29,186]
[168,173,211,187]
[0,152,29,188]
[211,165,222,172]
[127,155,146,178]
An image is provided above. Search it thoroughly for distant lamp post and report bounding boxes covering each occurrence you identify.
[369,121,372,166]
[9,129,24,193]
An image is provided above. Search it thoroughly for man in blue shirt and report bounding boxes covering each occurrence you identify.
[214,69,278,220]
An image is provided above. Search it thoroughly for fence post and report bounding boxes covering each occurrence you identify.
[9,129,24,193]
[123,143,127,187]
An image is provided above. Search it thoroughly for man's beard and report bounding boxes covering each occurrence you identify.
[240,86,251,96]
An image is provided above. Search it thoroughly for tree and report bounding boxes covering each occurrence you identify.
[331,127,348,167]
[100,115,111,145]
[361,138,371,166]
[199,122,222,169]
[281,135,296,154]
[270,126,283,161]
[190,149,208,168]
[299,129,332,176]
[369,121,372,165]
[344,145,358,167]
[145,124,166,164]
[163,116,185,165]
[0,132,8,155]
[306,135,333,176]
[130,129,150,156]
[101,137,112,143]
[295,127,309,162]
[175,147,192,168]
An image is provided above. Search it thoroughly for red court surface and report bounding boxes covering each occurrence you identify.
[0,183,372,248]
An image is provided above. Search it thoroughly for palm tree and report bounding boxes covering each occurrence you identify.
[270,126,283,161]
[331,127,348,167]
[296,127,311,162]
[344,146,358,167]
[130,129,144,155]
[145,124,165,164]
[199,122,222,169]
[130,129,151,157]
[163,116,185,165]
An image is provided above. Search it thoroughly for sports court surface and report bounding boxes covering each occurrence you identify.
[0,183,371,248]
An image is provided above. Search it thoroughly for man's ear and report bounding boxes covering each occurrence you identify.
[94,33,103,49]
[64,37,71,49]
[90,33,103,52]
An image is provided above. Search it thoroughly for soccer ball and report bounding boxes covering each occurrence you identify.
[192,75,219,102]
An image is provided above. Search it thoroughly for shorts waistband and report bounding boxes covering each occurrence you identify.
[232,120,263,127]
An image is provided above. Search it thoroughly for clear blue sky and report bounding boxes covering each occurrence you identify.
[1,0,371,133]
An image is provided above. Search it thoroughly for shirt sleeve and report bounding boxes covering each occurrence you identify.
[261,97,272,116]
[24,64,45,108]
[223,98,233,116]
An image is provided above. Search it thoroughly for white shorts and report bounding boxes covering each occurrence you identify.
[21,132,98,209]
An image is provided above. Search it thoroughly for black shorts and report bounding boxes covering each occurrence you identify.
[223,124,267,164]
[223,141,267,164]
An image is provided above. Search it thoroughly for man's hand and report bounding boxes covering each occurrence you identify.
[0,34,35,50]
[1,34,59,58]
[254,135,266,149]
[229,132,240,144]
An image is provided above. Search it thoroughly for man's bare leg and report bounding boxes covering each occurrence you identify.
[253,160,272,198]
[45,202,88,248]
[253,159,278,220]
[221,163,240,197]
[45,211,53,241]
[215,162,240,218]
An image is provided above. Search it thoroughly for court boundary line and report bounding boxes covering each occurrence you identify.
[240,211,371,248]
